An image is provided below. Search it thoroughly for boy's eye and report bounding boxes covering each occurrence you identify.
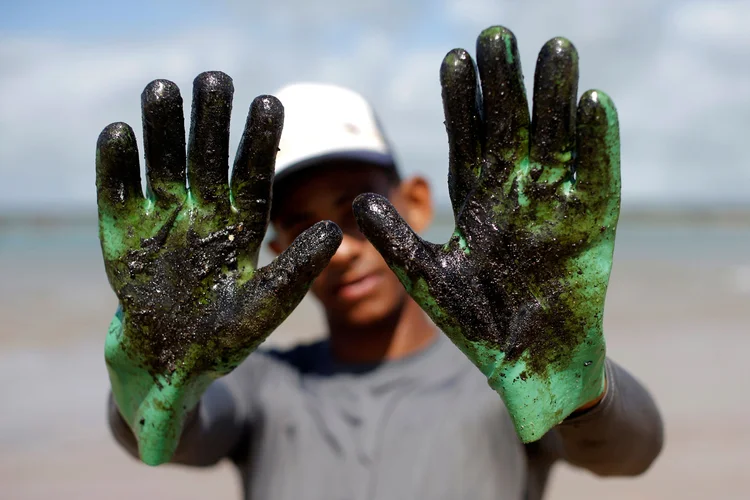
[275,216,311,241]
[288,223,313,240]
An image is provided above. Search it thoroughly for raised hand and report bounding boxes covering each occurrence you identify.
[97,72,342,465]
[353,27,620,442]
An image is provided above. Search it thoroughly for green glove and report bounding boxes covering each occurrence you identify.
[97,72,342,465]
[353,26,619,442]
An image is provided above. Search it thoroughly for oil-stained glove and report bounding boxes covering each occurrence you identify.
[353,27,619,442]
[97,72,342,465]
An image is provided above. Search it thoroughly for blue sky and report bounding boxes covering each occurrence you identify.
[2,0,749,211]
[1,0,214,37]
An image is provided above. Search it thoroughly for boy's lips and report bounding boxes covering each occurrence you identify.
[334,272,382,301]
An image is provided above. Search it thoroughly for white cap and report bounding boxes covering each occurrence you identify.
[271,82,398,186]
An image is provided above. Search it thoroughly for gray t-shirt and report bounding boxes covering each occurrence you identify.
[109,333,663,500]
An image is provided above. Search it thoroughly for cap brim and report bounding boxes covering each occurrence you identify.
[273,150,398,188]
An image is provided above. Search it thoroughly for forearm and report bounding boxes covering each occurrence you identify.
[552,358,664,476]
[107,377,248,467]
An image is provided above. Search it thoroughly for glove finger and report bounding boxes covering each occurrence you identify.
[187,71,233,213]
[96,122,145,260]
[352,193,456,328]
[96,122,144,213]
[230,95,284,261]
[475,26,530,190]
[574,89,621,227]
[352,193,434,279]
[529,37,578,200]
[141,79,187,207]
[440,48,483,216]
[236,221,342,346]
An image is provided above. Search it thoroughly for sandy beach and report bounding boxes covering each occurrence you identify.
[1,219,748,499]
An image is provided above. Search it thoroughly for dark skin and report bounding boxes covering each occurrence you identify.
[270,163,437,363]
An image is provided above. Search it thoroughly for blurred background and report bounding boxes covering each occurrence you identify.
[1,0,749,499]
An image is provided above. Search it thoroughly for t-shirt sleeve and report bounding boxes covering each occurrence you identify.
[107,352,271,467]
[542,358,664,476]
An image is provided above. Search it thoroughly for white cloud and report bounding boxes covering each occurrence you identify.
[673,0,750,48]
[1,0,749,212]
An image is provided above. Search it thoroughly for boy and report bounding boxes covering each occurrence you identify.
[102,27,663,500]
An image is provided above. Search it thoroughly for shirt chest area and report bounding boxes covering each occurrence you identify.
[246,367,527,500]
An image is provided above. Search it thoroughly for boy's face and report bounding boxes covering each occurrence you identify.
[270,162,432,329]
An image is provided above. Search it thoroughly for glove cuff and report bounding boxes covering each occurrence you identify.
[486,342,606,442]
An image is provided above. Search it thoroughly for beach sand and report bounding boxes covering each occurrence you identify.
[1,221,748,499]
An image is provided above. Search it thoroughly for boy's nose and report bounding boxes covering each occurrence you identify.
[327,231,362,269]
